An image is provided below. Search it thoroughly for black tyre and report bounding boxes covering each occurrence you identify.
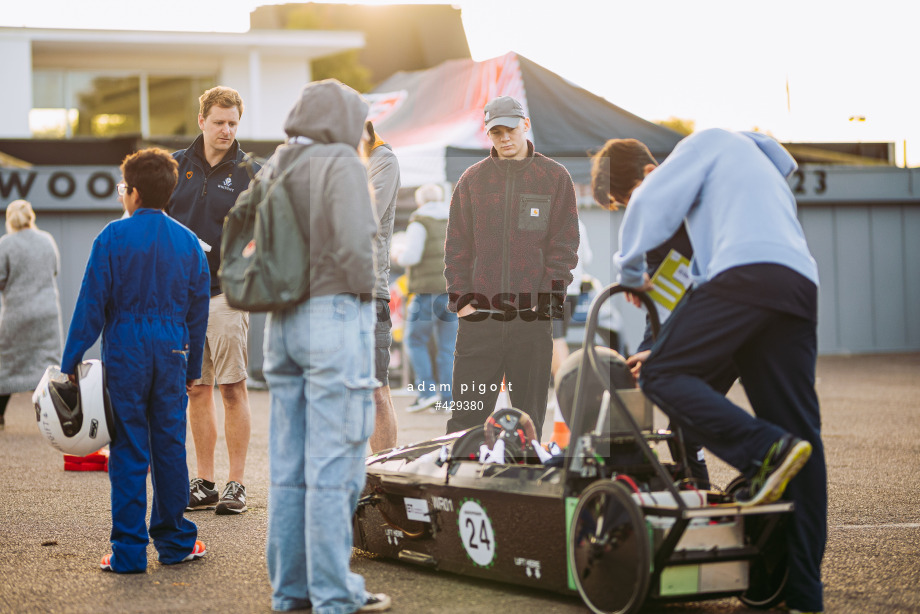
[726,476,790,609]
[568,480,650,614]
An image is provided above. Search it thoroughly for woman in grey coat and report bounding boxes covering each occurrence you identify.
[0,200,64,428]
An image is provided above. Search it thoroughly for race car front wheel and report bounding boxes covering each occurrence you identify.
[568,480,650,614]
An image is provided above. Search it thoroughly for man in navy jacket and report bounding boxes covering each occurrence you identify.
[169,86,260,516]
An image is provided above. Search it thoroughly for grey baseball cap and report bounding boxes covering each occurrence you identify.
[484,96,526,130]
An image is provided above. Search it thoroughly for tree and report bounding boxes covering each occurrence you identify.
[312,51,373,93]
[283,6,373,93]
[656,116,695,136]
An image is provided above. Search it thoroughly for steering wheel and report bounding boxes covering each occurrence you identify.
[483,408,538,463]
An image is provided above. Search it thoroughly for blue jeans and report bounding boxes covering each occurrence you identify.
[405,293,458,403]
[263,294,378,614]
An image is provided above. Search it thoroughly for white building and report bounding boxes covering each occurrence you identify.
[0,26,364,141]
[0,26,365,376]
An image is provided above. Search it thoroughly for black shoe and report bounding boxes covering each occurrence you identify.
[358,593,391,612]
[215,481,247,515]
[735,434,813,507]
[186,478,218,511]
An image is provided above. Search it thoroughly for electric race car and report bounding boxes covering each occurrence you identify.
[354,285,792,614]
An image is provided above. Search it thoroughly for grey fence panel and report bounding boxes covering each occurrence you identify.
[798,207,838,354]
[870,206,909,350]
[904,207,920,348]
[834,207,876,352]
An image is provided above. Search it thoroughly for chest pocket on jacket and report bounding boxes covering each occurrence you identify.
[518,194,551,233]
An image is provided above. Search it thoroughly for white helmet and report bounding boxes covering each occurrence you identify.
[33,360,113,456]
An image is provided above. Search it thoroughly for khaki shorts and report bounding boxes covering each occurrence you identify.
[194,294,249,386]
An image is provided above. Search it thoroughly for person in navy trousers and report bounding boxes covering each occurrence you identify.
[608,131,826,614]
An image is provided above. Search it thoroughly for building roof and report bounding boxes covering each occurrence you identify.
[2,26,364,69]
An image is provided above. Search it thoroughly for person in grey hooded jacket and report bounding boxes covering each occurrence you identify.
[361,121,400,453]
[261,80,390,614]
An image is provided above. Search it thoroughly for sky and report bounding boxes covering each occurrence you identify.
[2,0,918,166]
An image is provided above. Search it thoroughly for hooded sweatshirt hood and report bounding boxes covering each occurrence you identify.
[741,131,797,178]
[283,79,368,149]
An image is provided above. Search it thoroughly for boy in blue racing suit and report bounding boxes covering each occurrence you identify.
[61,148,211,573]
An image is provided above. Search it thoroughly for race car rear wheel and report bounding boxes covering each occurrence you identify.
[726,476,790,608]
[569,480,650,614]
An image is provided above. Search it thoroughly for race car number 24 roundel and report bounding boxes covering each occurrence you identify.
[458,499,495,567]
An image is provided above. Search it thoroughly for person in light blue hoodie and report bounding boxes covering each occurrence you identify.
[610,130,826,614]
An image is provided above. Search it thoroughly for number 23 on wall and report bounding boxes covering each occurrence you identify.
[791,169,828,195]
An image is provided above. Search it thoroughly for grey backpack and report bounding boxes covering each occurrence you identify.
[218,147,312,312]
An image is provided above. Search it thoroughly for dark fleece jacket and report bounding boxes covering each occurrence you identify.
[445,141,579,314]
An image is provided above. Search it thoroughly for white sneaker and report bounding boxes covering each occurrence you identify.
[406,394,440,413]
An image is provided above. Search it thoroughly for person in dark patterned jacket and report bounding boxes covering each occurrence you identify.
[444,95,579,437]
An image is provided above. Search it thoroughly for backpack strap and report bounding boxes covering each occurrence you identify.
[261,144,316,242]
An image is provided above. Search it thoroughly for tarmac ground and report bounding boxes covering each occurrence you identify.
[1,353,918,613]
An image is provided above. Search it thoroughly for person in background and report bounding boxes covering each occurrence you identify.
[0,200,64,430]
[261,79,390,614]
[169,86,261,515]
[444,95,579,437]
[545,217,591,420]
[361,120,400,452]
[551,218,592,379]
[61,148,210,573]
[609,131,825,614]
[394,183,457,413]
